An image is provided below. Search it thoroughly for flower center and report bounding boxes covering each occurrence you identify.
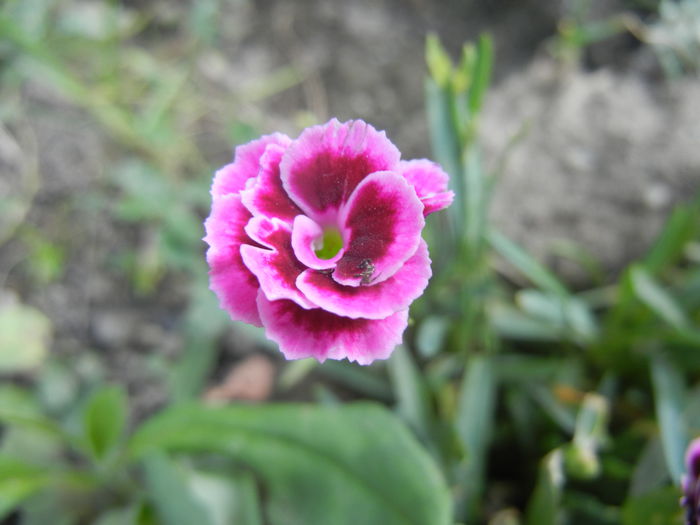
[314,227,343,260]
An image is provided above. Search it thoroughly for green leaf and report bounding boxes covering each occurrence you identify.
[525,449,565,525]
[643,198,700,274]
[0,300,51,373]
[621,486,683,525]
[388,346,433,441]
[467,34,493,115]
[454,355,497,521]
[564,394,609,480]
[130,403,452,525]
[629,265,689,330]
[142,453,213,525]
[0,455,50,519]
[488,230,568,296]
[650,353,687,485]
[93,506,141,525]
[83,385,128,461]
[425,34,452,88]
[415,316,450,359]
[188,469,262,525]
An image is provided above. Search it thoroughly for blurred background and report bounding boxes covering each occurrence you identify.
[1,0,700,524]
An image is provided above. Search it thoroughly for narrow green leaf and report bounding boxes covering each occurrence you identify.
[564,394,609,480]
[415,316,449,359]
[488,229,568,296]
[142,453,213,525]
[650,353,687,484]
[83,385,127,461]
[525,449,565,525]
[387,346,433,441]
[454,355,497,521]
[630,265,689,330]
[463,144,488,255]
[643,199,700,274]
[425,77,462,194]
[130,403,452,525]
[425,34,452,88]
[467,34,493,115]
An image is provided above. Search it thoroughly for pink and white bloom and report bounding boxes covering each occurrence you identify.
[204,119,453,364]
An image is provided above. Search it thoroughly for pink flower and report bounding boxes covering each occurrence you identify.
[682,437,700,525]
[204,119,453,364]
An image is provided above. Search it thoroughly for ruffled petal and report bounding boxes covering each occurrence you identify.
[398,159,455,216]
[280,119,400,223]
[257,294,408,365]
[290,215,345,270]
[204,194,262,326]
[240,217,316,309]
[333,171,424,287]
[240,143,303,223]
[296,240,431,319]
[211,133,291,200]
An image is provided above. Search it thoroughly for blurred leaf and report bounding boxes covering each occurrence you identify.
[189,0,220,45]
[388,346,433,442]
[490,303,564,342]
[0,455,50,519]
[564,394,609,480]
[143,453,213,525]
[517,290,598,343]
[467,34,493,115]
[529,385,576,433]
[83,386,127,461]
[463,144,488,256]
[318,361,393,402]
[416,316,450,359]
[454,354,497,521]
[621,486,682,525]
[188,469,262,525]
[130,403,452,525]
[0,386,67,459]
[488,230,568,296]
[629,438,669,497]
[643,197,700,274]
[425,34,452,88]
[630,265,689,330]
[278,358,318,391]
[1,0,52,40]
[0,301,51,373]
[93,505,141,525]
[170,277,229,402]
[651,353,687,485]
[525,449,565,525]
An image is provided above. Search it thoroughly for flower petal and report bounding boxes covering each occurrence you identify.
[204,194,262,326]
[398,159,455,216]
[240,143,303,223]
[257,294,408,364]
[240,217,316,309]
[290,215,345,270]
[333,171,424,287]
[280,119,400,223]
[297,240,431,319]
[211,133,291,199]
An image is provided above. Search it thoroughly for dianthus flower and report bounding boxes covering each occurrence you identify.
[682,437,700,525]
[204,119,453,364]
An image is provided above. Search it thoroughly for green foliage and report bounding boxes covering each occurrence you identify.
[0,396,452,525]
